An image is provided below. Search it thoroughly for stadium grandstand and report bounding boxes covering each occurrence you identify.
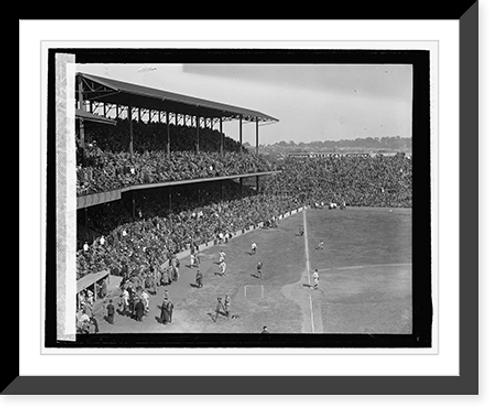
[74,73,289,308]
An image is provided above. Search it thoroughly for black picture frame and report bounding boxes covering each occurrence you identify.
[10,6,478,394]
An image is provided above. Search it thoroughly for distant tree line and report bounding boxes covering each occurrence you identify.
[267,136,411,150]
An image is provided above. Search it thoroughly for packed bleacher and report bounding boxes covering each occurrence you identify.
[77,120,273,196]
[263,153,412,208]
[77,180,299,280]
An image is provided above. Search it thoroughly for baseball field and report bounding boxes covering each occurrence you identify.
[96,206,412,334]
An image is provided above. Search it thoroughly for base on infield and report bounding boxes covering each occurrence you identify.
[244,285,264,299]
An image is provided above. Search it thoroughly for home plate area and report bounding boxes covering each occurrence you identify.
[244,285,264,299]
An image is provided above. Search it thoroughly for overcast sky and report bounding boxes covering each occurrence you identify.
[77,63,412,146]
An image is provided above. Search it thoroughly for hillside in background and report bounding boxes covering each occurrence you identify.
[245,136,412,157]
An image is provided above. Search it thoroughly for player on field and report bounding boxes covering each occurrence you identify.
[195,269,203,288]
[316,241,324,250]
[311,269,320,290]
[224,294,232,319]
[219,249,226,263]
[251,241,257,256]
[256,261,263,279]
[218,260,226,276]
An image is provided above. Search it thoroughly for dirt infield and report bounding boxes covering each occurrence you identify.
[95,207,412,334]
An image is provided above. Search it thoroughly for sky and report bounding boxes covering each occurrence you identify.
[77,63,412,146]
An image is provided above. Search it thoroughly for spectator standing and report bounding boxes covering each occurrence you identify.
[166,299,174,323]
[106,299,115,324]
[121,288,129,315]
[214,297,224,321]
[159,296,169,324]
[140,289,150,313]
[134,295,145,321]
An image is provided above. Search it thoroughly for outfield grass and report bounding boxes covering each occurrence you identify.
[96,206,412,334]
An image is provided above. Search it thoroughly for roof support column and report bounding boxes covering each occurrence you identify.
[128,106,134,158]
[255,119,259,155]
[220,117,224,155]
[239,115,243,155]
[196,115,200,153]
[166,111,171,157]
[77,74,85,147]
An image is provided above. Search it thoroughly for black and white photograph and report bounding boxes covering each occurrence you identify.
[14,9,487,401]
[45,49,432,349]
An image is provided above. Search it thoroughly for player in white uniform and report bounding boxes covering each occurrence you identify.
[311,269,320,290]
[251,242,257,256]
[219,250,226,263]
[219,260,226,276]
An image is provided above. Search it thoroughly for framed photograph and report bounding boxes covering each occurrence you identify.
[12,7,477,395]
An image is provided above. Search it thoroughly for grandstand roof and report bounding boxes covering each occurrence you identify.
[76,72,279,123]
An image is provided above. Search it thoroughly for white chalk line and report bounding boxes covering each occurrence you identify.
[318,263,412,273]
[302,208,315,334]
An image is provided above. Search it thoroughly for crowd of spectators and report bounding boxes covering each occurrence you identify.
[76,119,274,196]
[84,119,243,153]
[77,181,300,280]
[263,154,412,208]
[77,148,273,196]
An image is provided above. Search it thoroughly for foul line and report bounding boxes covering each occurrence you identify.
[302,207,315,334]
